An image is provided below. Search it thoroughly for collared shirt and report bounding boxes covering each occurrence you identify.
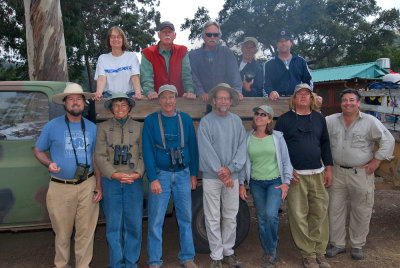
[326,111,394,167]
[140,44,194,95]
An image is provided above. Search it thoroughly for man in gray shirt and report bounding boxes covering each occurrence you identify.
[197,83,247,268]
[325,89,394,260]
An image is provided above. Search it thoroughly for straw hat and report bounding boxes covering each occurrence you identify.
[52,83,95,104]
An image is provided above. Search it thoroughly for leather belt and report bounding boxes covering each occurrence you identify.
[339,166,353,169]
[50,171,94,185]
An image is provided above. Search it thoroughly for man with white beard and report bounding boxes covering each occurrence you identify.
[141,21,196,99]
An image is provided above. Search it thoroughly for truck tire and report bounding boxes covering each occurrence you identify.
[191,185,250,254]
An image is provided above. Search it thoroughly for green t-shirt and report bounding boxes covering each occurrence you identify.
[248,135,280,180]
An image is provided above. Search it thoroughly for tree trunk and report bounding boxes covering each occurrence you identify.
[24,0,68,81]
[85,54,94,92]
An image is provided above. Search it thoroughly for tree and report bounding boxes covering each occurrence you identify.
[0,0,160,86]
[24,0,68,81]
[182,0,400,69]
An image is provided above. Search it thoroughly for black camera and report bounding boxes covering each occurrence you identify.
[74,163,90,180]
[169,147,185,171]
[244,71,255,82]
[114,145,132,165]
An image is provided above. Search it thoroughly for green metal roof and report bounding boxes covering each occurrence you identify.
[310,62,389,83]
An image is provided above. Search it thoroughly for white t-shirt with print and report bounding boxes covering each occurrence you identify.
[94,51,140,94]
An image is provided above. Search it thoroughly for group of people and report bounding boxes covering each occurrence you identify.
[32,19,395,268]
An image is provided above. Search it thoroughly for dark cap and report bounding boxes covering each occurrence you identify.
[277,30,292,41]
[158,21,175,31]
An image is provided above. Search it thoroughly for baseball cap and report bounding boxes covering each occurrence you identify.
[158,84,178,96]
[158,21,175,31]
[294,83,313,93]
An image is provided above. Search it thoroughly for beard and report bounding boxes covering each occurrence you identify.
[65,105,84,117]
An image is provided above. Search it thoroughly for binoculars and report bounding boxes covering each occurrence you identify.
[114,145,132,165]
[169,147,185,171]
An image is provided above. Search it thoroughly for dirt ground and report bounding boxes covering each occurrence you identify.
[1,188,399,268]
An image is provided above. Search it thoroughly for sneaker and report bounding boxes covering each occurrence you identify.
[262,251,278,267]
[351,248,363,260]
[325,245,346,258]
[182,260,198,268]
[223,254,243,268]
[316,255,331,268]
[210,259,222,268]
[302,257,319,268]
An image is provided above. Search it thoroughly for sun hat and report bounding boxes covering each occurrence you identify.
[208,83,240,107]
[104,93,135,110]
[52,83,95,104]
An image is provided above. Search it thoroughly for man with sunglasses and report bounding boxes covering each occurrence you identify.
[274,83,333,268]
[141,21,196,99]
[142,84,199,268]
[189,21,243,102]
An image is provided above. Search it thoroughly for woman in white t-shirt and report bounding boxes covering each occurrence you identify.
[94,26,144,101]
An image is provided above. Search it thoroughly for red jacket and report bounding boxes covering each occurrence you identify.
[142,43,187,96]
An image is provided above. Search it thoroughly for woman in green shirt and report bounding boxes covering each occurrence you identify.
[239,105,293,267]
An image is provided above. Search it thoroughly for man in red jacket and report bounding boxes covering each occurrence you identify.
[141,21,196,99]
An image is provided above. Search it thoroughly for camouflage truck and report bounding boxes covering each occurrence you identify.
[0,81,289,253]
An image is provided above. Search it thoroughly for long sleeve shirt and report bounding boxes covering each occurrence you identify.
[140,44,194,96]
[275,110,333,170]
[189,44,242,96]
[197,111,247,180]
[142,110,199,182]
[326,111,394,167]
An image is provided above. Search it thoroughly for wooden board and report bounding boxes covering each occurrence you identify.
[95,97,290,121]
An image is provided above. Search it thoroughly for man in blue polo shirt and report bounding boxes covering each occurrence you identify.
[34,83,102,268]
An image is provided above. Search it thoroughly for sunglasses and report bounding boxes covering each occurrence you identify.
[254,111,267,117]
[205,33,220,38]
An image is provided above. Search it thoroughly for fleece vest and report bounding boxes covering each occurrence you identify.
[142,43,187,96]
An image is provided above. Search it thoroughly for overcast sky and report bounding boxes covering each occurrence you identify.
[156,0,400,49]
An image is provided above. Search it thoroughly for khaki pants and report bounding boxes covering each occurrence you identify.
[287,172,329,258]
[46,176,99,268]
[328,165,374,249]
[203,178,239,260]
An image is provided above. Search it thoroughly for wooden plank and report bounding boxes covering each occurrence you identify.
[360,103,400,115]
[95,97,290,121]
[359,89,400,97]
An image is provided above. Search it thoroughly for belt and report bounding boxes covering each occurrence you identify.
[50,171,94,185]
[339,166,353,169]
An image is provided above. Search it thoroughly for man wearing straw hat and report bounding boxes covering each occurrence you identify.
[34,83,102,268]
[197,83,247,268]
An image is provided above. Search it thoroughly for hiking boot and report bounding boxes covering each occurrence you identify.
[325,245,346,258]
[262,251,278,267]
[210,259,222,268]
[316,255,331,268]
[351,248,363,260]
[182,260,198,268]
[302,257,319,268]
[223,254,243,268]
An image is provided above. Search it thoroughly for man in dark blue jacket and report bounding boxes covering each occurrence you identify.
[238,37,264,97]
[264,30,313,100]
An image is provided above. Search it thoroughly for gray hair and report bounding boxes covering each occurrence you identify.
[202,21,222,37]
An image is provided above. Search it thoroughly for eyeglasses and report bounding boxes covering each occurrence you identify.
[110,35,122,40]
[215,96,231,101]
[254,111,267,117]
[205,33,220,38]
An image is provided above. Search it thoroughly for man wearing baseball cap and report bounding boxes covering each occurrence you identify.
[141,21,196,100]
[264,30,313,100]
[34,83,102,268]
[142,84,199,267]
[238,37,264,97]
[275,83,332,268]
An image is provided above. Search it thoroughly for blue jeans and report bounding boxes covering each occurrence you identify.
[250,177,282,255]
[103,91,134,98]
[147,167,195,266]
[101,177,143,268]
